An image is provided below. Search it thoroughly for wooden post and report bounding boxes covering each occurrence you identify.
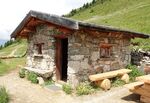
[96,79,111,91]
[120,73,129,83]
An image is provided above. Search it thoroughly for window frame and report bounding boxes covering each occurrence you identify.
[34,43,44,55]
[99,43,112,58]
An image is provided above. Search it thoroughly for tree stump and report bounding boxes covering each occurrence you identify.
[120,73,129,83]
[96,79,111,91]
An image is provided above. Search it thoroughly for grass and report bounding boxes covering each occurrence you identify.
[71,0,150,35]
[44,80,54,86]
[69,0,150,50]
[76,82,95,96]
[0,39,27,76]
[62,84,72,94]
[0,39,27,57]
[112,77,125,87]
[0,86,9,103]
[19,68,26,78]
[126,64,144,82]
[27,72,38,84]
[0,58,26,76]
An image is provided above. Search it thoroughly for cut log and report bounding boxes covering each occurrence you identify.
[120,73,129,83]
[140,95,150,103]
[136,75,150,81]
[142,83,150,91]
[131,87,150,98]
[136,75,150,84]
[124,81,144,91]
[89,69,132,81]
[96,79,111,91]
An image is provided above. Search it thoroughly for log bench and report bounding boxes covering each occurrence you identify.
[89,69,132,90]
[125,75,150,103]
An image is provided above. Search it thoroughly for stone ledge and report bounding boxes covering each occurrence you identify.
[24,67,53,78]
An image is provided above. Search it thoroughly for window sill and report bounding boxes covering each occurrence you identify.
[100,58,115,61]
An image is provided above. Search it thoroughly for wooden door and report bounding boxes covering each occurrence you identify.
[55,38,68,81]
[56,38,62,80]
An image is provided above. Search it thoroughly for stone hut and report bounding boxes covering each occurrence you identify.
[11,10,149,87]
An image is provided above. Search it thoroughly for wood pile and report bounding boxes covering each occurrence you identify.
[125,75,150,103]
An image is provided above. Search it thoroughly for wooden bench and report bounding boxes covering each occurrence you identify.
[89,69,132,90]
[125,75,150,103]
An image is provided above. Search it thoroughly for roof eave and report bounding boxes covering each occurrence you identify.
[11,10,79,38]
[79,22,150,39]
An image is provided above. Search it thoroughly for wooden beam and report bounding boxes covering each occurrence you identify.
[89,69,132,81]
[136,75,150,84]
[124,81,144,91]
[26,18,46,27]
[140,95,150,103]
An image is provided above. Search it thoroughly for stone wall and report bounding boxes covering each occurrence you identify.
[67,31,131,87]
[26,25,56,74]
[26,24,131,87]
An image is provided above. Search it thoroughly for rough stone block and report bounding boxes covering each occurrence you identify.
[80,58,90,69]
[91,51,100,61]
[68,61,81,74]
[70,55,84,61]
[37,77,44,85]
[68,74,79,88]
[103,65,111,72]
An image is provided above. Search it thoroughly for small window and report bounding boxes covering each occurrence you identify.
[100,43,112,58]
[35,43,44,54]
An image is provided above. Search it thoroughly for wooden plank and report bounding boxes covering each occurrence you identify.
[142,83,150,92]
[55,38,62,80]
[124,81,144,91]
[131,87,150,98]
[136,75,150,84]
[89,69,132,81]
[140,95,150,103]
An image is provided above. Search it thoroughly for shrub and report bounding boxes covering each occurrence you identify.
[44,80,54,86]
[27,72,38,84]
[62,84,72,94]
[90,9,94,13]
[19,68,26,78]
[126,64,144,82]
[0,86,9,103]
[76,82,95,96]
[112,77,125,87]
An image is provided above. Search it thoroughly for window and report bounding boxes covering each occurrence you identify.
[100,43,112,58]
[35,43,44,54]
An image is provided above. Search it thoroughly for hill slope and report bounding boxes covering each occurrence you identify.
[70,0,150,34]
[0,39,27,57]
[65,0,150,51]
[0,40,27,76]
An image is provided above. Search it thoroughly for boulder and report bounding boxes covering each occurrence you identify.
[37,77,44,85]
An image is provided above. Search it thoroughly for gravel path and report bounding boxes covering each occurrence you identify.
[0,69,140,103]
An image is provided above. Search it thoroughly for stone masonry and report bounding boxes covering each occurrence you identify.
[26,24,131,87]
[68,31,131,87]
[26,25,57,77]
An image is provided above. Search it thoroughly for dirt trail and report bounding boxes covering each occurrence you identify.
[8,48,17,56]
[0,70,139,103]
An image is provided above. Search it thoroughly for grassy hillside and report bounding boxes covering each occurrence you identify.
[0,58,26,76]
[67,0,150,51]
[0,39,27,57]
[71,0,150,34]
[0,40,27,76]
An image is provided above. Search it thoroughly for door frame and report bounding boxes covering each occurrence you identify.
[55,37,68,81]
